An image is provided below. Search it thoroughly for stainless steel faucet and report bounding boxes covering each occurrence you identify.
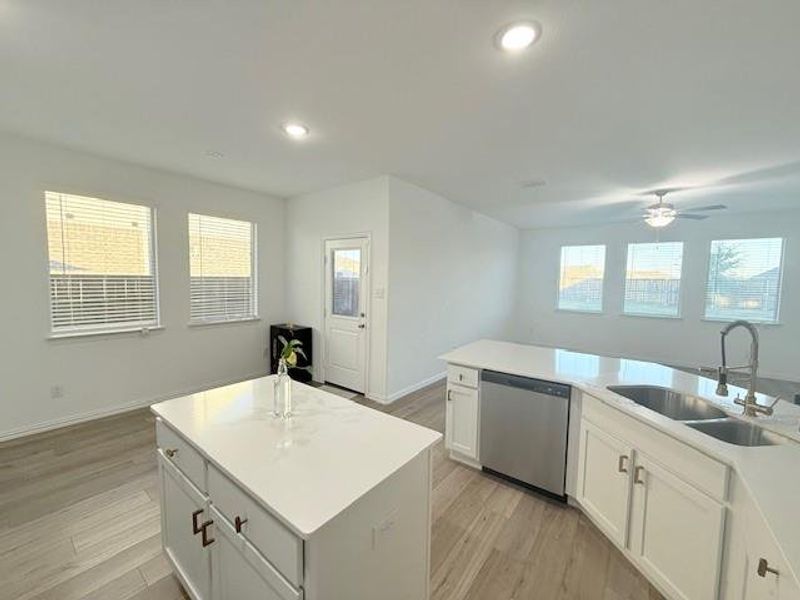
[717,320,779,417]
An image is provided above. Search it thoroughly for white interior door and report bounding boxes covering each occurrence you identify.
[324,237,369,393]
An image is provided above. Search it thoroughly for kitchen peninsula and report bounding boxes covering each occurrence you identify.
[441,339,800,600]
[151,377,441,600]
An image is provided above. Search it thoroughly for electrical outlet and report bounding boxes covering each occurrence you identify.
[372,510,398,550]
[50,385,64,399]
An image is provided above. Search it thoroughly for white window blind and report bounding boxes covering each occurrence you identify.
[624,242,684,317]
[189,213,256,323]
[557,245,606,312]
[45,191,159,335]
[705,238,784,323]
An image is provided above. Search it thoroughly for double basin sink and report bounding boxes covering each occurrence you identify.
[607,385,782,447]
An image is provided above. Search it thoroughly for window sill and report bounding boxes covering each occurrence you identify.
[555,307,604,315]
[48,325,164,340]
[188,317,261,327]
[620,312,682,321]
[701,317,781,326]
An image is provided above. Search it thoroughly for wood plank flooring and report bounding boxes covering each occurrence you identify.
[0,381,663,600]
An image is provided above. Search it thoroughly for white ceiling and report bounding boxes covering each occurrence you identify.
[1,0,799,228]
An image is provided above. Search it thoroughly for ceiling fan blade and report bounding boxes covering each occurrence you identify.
[676,213,708,220]
[687,204,727,212]
[637,186,694,197]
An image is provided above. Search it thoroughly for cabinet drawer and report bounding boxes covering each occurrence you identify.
[210,506,302,600]
[447,364,478,389]
[208,463,303,587]
[156,419,207,493]
[583,393,729,501]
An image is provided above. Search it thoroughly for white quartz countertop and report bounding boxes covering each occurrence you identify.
[151,377,441,539]
[440,339,800,584]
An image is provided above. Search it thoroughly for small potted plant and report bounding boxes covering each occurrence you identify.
[273,336,309,418]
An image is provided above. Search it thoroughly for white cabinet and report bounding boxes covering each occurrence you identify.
[577,420,633,547]
[159,453,212,600]
[578,409,726,600]
[741,502,800,600]
[209,507,301,600]
[445,384,479,460]
[156,415,435,600]
[629,452,725,600]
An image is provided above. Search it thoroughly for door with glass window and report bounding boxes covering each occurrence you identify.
[323,237,369,393]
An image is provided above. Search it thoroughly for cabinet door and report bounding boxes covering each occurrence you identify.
[445,384,479,460]
[210,507,302,600]
[577,419,633,547]
[159,454,212,600]
[742,504,800,600]
[629,452,725,600]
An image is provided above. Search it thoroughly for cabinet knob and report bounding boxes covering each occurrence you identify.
[634,466,646,485]
[757,558,779,578]
[200,520,215,547]
[617,455,629,473]
[192,509,204,535]
[235,515,248,534]
[165,448,178,458]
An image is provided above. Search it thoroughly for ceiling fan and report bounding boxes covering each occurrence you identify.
[642,189,727,228]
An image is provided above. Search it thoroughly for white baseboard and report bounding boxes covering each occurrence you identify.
[0,371,268,443]
[372,371,446,405]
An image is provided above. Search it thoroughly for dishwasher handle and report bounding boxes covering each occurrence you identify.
[481,370,571,398]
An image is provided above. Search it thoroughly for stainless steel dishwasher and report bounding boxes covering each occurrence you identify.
[480,370,571,500]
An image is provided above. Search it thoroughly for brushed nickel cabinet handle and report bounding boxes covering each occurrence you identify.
[634,466,646,485]
[200,520,215,547]
[192,509,204,535]
[235,515,248,534]
[757,558,779,577]
[447,390,453,402]
[617,455,629,473]
[165,448,178,458]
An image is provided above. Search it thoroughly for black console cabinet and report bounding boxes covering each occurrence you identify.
[269,324,313,383]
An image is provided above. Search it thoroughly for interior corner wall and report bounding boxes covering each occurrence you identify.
[0,133,287,439]
[285,177,390,401]
[386,177,519,400]
[513,210,800,381]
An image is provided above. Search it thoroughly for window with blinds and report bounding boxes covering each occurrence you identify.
[45,191,159,335]
[189,213,256,323]
[704,238,784,323]
[623,242,684,317]
[557,245,606,312]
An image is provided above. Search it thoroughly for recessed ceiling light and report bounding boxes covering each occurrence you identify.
[282,122,310,139]
[205,150,224,158]
[496,21,541,52]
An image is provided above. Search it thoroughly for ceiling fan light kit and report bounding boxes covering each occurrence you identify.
[641,189,726,228]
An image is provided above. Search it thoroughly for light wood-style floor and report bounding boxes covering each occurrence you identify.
[0,381,664,600]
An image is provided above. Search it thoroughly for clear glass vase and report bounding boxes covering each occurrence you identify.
[273,359,292,418]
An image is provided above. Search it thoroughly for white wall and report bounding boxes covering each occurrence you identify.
[514,210,800,381]
[0,133,286,438]
[387,177,518,399]
[285,177,390,400]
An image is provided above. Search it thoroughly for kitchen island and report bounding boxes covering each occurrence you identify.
[151,376,441,600]
[441,339,800,600]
